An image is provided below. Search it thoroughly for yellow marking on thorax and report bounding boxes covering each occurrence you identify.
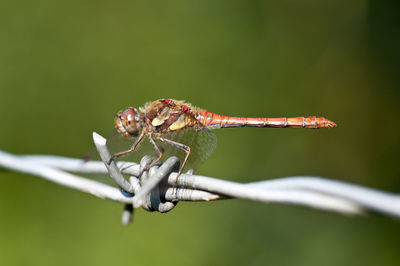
[152,117,165,126]
[151,107,171,126]
[169,115,187,131]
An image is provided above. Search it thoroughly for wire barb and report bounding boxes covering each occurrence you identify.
[0,131,399,225]
[93,132,135,193]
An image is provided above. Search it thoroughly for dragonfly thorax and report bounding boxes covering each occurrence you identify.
[115,108,142,138]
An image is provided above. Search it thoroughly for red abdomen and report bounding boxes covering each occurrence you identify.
[196,111,336,129]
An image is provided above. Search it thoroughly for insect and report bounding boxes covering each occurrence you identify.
[112,99,336,175]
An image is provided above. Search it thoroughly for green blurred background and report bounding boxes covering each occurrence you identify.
[1,0,399,265]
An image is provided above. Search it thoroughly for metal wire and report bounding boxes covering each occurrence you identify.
[0,131,399,226]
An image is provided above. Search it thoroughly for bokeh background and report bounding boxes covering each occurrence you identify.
[1,1,399,265]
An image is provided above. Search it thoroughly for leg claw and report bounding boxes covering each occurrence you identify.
[107,157,114,165]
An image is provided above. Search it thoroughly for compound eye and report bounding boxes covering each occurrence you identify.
[121,108,137,122]
[116,108,140,138]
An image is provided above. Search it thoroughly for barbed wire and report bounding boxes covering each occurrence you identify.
[0,132,399,225]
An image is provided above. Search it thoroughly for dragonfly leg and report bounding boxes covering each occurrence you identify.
[145,134,163,170]
[109,131,145,164]
[157,137,191,178]
[136,134,164,177]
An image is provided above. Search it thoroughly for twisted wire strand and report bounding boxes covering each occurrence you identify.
[0,132,399,224]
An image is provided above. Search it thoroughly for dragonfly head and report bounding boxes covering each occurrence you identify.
[115,108,141,138]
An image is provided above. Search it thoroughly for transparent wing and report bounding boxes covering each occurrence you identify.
[82,130,127,161]
[83,129,151,161]
[94,128,217,171]
[105,131,154,162]
[157,128,217,170]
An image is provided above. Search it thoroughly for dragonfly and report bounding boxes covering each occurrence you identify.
[111,98,336,175]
